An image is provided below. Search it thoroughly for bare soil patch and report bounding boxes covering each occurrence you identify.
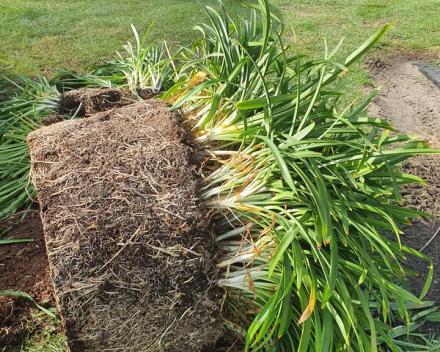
[366,53,440,315]
[0,210,57,348]
[367,52,440,145]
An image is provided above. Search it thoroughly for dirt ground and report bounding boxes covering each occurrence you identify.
[0,210,58,347]
[366,53,440,313]
[367,53,440,146]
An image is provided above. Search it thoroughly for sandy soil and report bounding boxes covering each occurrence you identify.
[367,53,440,146]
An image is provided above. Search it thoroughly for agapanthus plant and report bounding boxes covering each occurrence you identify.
[0,73,59,219]
[162,1,438,351]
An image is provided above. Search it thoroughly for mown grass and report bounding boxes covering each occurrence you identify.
[276,0,440,53]
[1,0,439,78]
[1,0,438,100]
[0,0,220,77]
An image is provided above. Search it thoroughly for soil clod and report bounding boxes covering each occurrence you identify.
[27,99,222,351]
[58,88,142,117]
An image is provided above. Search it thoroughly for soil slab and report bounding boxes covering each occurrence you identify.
[27,99,222,352]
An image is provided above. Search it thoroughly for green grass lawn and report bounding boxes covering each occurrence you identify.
[0,0,220,78]
[1,0,439,101]
[1,0,439,350]
[1,0,439,79]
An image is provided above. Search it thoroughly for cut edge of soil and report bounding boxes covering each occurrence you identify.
[1,88,241,351]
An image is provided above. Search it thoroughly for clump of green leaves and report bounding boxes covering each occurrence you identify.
[0,74,60,220]
[162,1,439,351]
[94,24,175,93]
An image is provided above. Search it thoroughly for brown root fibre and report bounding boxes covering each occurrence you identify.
[27,99,223,352]
[58,88,152,117]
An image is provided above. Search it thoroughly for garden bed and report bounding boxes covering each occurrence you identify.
[367,53,440,308]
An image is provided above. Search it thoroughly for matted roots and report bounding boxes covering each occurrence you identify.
[28,99,223,351]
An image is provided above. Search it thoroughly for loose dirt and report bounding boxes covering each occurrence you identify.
[367,53,440,144]
[42,88,156,126]
[366,53,440,312]
[0,210,57,348]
